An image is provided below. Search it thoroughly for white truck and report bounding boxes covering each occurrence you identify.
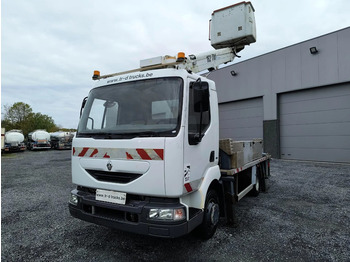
[3,129,26,152]
[69,2,270,239]
[50,131,74,150]
[1,128,5,152]
[27,129,51,150]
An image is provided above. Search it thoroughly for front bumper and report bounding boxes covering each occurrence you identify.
[4,146,26,152]
[68,188,203,238]
[31,143,51,150]
[57,142,72,150]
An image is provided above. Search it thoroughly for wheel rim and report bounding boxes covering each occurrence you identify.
[208,201,220,227]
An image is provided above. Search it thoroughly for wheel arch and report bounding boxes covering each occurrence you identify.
[180,165,221,210]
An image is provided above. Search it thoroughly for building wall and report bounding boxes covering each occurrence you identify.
[208,27,350,161]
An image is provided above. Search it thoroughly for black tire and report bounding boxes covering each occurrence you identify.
[260,165,266,192]
[197,189,220,240]
[250,172,260,197]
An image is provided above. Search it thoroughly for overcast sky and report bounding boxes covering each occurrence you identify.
[2,0,350,128]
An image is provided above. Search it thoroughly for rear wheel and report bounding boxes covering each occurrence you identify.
[197,189,220,240]
[260,165,267,192]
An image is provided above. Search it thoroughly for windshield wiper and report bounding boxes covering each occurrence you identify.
[77,132,127,139]
[133,131,160,137]
[77,130,174,139]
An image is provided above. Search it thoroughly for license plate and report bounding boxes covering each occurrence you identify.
[96,189,126,205]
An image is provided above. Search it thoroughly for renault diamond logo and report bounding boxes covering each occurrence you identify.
[107,161,112,171]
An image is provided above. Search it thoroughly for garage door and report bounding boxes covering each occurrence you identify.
[219,97,263,140]
[279,83,350,162]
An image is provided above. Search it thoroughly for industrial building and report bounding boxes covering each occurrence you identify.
[208,27,350,163]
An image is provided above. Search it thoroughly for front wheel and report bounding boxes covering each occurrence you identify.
[197,189,220,240]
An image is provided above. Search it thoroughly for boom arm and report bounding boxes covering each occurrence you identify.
[179,47,237,73]
[93,47,238,80]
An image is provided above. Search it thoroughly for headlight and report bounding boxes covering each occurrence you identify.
[149,208,185,221]
[69,193,79,205]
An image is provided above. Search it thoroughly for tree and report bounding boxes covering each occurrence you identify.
[3,102,33,124]
[28,113,57,133]
[2,102,59,136]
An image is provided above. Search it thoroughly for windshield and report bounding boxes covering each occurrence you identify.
[77,77,183,138]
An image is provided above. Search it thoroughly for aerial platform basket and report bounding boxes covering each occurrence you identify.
[209,1,256,50]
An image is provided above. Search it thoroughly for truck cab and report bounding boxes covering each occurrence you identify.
[69,68,221,238]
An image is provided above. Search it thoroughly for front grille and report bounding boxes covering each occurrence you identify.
[82,203,139,223]
[37,144,50,147]
[86,169,142,183]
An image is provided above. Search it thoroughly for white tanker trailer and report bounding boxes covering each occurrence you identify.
[50,131,74,150]
[1,128,5,152]
[4,129,26,152]
[27,129,51,150]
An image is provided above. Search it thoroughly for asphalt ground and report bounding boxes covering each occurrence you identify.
[1,150,350,261]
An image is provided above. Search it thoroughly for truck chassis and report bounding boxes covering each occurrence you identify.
[220,155,270,224]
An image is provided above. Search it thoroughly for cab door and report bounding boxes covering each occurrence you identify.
[183,78,218,194]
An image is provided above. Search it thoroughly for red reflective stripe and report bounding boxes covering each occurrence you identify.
[74,147,164,160]
[126,152,133,159]
[103,153,110,158]
[136,149,151,160]
[90,149,98,157]
[78,147,89,157]
[154,149,164,160]
[184,183,193,192]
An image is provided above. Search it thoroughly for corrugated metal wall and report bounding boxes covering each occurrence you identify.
[219,97,263,140]
[279,83,350,162]
[208,27,350,162]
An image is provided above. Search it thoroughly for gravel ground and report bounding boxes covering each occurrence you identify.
[1,150,350,261]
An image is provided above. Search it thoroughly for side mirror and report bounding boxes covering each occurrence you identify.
[80,97,88,118]
[193,81,209,113]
